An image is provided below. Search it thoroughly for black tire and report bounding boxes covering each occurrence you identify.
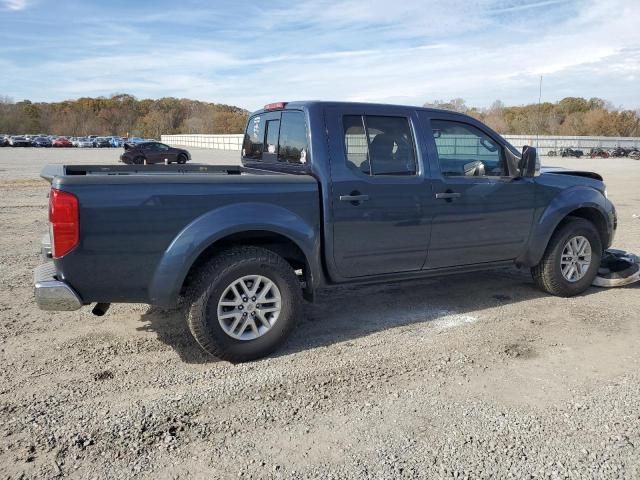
[531,217,602,297]
[132,156,144,165]
[186,246,302,362]
[177,154,187,164]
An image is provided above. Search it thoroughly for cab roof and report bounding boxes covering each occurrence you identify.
[251,100,473,118]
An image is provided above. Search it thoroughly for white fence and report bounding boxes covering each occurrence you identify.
[504,135,640,155]
[161,134,243,150]
[162,134,640,155]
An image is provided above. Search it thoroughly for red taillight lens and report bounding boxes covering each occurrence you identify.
[49,188,79,258]
[264,101,287,111]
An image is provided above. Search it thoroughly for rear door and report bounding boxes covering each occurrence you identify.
[326,106,432,278]
[419,112,536,268]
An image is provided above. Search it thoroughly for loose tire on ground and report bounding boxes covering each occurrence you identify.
[531,217,602,297]
[186,246,302,362]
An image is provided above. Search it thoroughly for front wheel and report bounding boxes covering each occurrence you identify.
[177,154,187,164]
[531,217,602,297]
[186,246,302,362]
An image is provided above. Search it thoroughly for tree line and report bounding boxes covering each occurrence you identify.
[0,94,249,137]
[1,94,638,137]
[423,97,640,137]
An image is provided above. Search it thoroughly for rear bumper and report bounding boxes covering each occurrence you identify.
[34,262,83,311]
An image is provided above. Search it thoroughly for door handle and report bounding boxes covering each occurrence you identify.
[435,192,462,200]
[339,194,369,201]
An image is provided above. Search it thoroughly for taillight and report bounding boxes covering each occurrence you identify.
[264,101,287,111]
[49,188,79,258]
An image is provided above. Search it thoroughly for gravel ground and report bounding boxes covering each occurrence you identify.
[0,148,638,479]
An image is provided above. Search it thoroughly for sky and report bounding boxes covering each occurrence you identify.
[0,0,639,111]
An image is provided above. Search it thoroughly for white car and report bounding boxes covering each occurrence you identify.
[76,137,94,148]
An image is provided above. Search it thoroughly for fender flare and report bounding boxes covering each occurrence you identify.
[147,202,321,307]
[517,186,612,267]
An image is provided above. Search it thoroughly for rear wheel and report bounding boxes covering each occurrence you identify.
[132,156,144,165]
[531,217,602,296]
[186,246,302,362]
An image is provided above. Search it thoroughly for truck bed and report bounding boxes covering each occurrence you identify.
[43,164,320,305]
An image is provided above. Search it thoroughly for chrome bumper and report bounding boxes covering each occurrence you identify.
[34,262,83,311]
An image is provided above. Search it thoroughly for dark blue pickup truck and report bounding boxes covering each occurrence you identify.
[34,101,616,361]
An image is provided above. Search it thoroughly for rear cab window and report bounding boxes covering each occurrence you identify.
[242,109,309,169]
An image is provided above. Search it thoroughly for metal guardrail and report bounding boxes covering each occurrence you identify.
[162,134,640,155]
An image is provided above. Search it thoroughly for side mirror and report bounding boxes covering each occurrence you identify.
[519,145,540,177]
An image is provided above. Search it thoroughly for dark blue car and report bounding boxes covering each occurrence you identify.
[32,136,52,148]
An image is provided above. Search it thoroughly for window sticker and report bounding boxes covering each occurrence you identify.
[252,116,261,139]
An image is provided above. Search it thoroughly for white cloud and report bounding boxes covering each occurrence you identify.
[2,0,30,11]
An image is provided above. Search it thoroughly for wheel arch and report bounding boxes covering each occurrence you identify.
[562,207,609,248]
[148,203,322,307]
[181,230,312,300]
[517,186,612,267]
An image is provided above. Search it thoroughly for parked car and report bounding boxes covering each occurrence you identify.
[9,136,31,147]
[34,101,617,362]
[126,137,146,145]
[32,136,53,148]
[120,142,191,164]
[93,137,111,148]
[52,137,73,147]
[107,136,123,147]
[76,137,94,148]
[0,135,9,147]
[559,147,584,158]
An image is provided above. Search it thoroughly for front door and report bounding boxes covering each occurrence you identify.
[144,143,166,164]
[420,113,536,269]
[154,143,178,164]
[326,107,432,278]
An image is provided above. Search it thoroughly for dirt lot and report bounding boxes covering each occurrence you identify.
[0,148,638,479]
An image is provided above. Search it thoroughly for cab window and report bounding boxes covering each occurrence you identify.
[242,111,308,166]
[242,115,265,160]
[430,120,506,177]
[343,115,416,176]
[278,111,308,164]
